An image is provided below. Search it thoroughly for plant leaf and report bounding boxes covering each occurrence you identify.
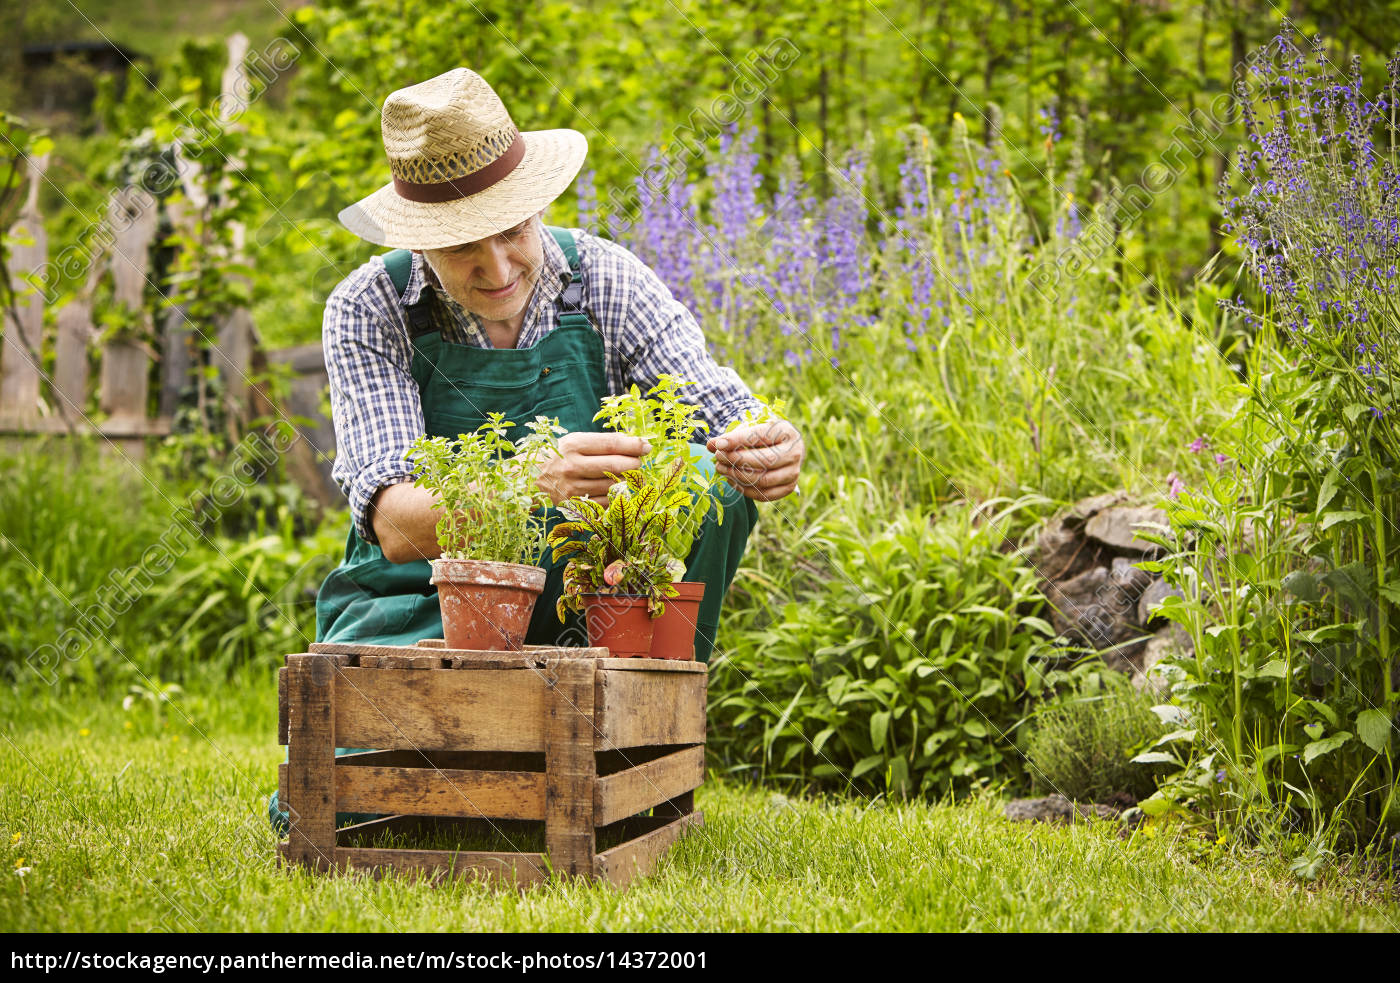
[1302,732,1352,764]
[1355,709,1392,753]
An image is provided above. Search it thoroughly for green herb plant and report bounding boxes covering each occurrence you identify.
[407,414,564,564]
[548,461,691,620]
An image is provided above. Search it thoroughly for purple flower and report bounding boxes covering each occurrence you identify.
[1166,472,1186,500]
[1188,437,1207,454]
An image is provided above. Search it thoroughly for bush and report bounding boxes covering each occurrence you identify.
[708,493,1075,798]
[1023,672,1166,803]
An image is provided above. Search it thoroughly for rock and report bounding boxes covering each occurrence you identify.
[1029,492,1127,582]
[1043,565,1149,667]
[1137,578,1183,628]
[1084,505,1171,555]
[1110,556,1152,598]
[1004,794,1121,824]
[1131,624,1193,693]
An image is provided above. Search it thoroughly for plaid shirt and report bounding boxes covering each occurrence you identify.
[324,225,761,543]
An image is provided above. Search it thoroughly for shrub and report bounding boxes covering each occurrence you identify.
[1023,672,1167,803]
[708,494,1074,798]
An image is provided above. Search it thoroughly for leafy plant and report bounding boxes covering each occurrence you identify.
[407,414,563,564]
[1023,672,1167,803]
[593,374,724,560]
[548,461,691,619]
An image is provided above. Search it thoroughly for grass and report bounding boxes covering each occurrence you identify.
[1,677,1396,933]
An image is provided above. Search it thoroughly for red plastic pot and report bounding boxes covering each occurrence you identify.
[648,581,705,661]
[430,558,546,651]
[582,594,655,658]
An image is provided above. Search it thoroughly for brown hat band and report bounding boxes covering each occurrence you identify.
[392,132,526,203]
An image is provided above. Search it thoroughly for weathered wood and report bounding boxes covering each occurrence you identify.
[595,657,706,672]
[333,846,547,886]
[593,745,705,827]
[594,669,707,750]
[284,659,336,872]
[0,414,172,437]
[158,305,193,419]
[51,299,92,422]
[545,658,596,878]
[594,811,704,889]
[309,639,608,669]
[337,749,545,772]
[357,653,448,670]
[334,667,547,751]
[1,155,48,422]
[415,638,447,648]
[277,667,288,745]
[287,652,352,667]
[335,765,546,820]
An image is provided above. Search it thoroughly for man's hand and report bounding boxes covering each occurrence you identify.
[708,419,804,502]
[537,432,652,505]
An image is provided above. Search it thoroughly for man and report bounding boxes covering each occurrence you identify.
[315,67,804,661]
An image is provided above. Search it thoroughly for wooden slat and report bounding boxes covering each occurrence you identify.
[277,762,286,805]
[1,154,48,421]
[158,305,193,419]
[545,658,596,878]
[0,415,172,437]
[284,659,336,871]
[277,667,288,745]
[333,846,547,886]
[415,638,447,648]
[287,652,352,667]
[100,187,158,427]
[335,765,545,820]
[51,299,92,422]
[593,745,705,827]
[333,667,547,751]
[594,811,703,889]
[594,669,707,750]
[357,653,448,670]
[595,658,706,672]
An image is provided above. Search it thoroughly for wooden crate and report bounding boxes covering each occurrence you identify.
[276,640,706,888]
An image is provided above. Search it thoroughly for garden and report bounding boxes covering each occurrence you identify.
[1,0,1398,933]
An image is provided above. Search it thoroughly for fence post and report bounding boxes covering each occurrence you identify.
[0,154,49,428]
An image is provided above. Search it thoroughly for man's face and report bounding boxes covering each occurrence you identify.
[419,214,544,325]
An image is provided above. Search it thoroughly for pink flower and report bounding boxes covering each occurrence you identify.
[1188,437,1207,454]
[1166,472,1186,500]
[1214,452,1230,466]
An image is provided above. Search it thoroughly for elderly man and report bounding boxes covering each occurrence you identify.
[314,67,804,662]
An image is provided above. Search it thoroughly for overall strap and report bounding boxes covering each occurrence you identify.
[382,248,438,339]
[545,226,593,333]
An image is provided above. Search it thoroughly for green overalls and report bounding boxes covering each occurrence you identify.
[268,226,755,833]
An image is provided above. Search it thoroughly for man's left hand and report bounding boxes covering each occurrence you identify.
[707,419,804,502]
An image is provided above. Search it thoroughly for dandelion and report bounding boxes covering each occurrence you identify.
[78,728,90,737]
[10,833,20,846]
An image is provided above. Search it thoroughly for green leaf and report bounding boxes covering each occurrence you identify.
[851,754,884,779]
[1319,510,1367,531]
[1355,709,1392,753]
[1302,732,1352,764]
[1281,571,1320,603]
[1257,659,1289,678]
[961,719,988,738]
[870,710,891,750]
[1150,728,1196,746]
[1130,751,1179,764]
[1303,722,1324,741]
[1316,468,1342,512]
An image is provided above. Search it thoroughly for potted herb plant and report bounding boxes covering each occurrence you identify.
[591,375,726,659]
[407,413,562,651]
[547,460,692,658]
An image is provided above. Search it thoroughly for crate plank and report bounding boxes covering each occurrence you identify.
[0,155,47,423]
[277,667,288,745]
[593,746,705,827]
[545,659,596,878]
[284,660,336,871]
[594,669,706,749]
[357,653,448,670]
[333,846,548,886]
[594,811,704,888]
[334,667,547,751]
[335,766,545,820]
[595,658,705,672]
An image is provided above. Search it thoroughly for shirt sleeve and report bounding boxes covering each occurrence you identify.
[593,239,761,437]
[324,265,425,544]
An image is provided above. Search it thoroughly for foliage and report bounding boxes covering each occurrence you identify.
[1023,672,1168,803]
[709,496,1073,798]
[549,462,691,619]
[407,414,563,564]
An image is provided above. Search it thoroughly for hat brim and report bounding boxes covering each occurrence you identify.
[337,129,588,250]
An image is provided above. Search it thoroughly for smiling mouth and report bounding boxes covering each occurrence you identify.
[477,279,519,299]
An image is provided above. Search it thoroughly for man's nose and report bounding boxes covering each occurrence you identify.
[477,238,516,285]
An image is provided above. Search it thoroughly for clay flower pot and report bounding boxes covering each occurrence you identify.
[582,594,655,658]
[430,558,546,651]
[648,581,705,661]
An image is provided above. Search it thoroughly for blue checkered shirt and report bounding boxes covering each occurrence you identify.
[324,225,761,543]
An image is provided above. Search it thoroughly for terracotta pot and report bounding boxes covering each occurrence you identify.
[430,558,547,651]
[582,594,655,658]
[648,582,705,661]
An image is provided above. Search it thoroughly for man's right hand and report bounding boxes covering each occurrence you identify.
[536,432,651,505]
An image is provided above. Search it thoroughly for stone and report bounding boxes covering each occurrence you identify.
[1043,565,1149,667]
[1137,577,1183,628]
[1131,624,1193,693]
[1003,794,1121,824]
[1110,556,1152,598]
[1084,505,1171,555]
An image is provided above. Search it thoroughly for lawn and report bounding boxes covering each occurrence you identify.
[1,677,1394,933]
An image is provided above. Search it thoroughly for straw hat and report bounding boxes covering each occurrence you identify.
[337,68,587,250]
